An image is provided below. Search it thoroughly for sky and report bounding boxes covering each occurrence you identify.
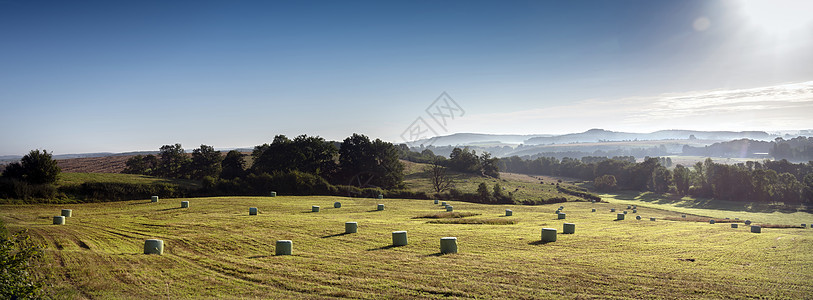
[1,0,812,155]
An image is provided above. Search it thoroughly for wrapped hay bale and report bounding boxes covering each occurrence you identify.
[392,231,408,246]
[440,237,458,254]
[144,239,163,255]
[275,240,292,255]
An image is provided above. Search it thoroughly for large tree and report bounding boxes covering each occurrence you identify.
[427,158,453,193]
[339,133,404,189]
[156,144,190,178]
[220,150,246,180]
[251,135,338,177]
[2,149,61,184]
[191,145,222,179]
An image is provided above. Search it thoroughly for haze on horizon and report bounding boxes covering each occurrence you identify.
[1,0,812,156]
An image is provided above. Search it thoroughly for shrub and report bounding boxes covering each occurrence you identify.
[0,220,45,299]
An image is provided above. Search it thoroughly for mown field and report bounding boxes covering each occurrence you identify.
[2,195,812,299]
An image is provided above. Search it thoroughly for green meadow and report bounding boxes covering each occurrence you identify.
[2,195,812,299]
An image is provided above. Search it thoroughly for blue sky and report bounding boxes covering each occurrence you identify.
[1,0,812,155]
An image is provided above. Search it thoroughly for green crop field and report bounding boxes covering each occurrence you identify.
[2,195,812,299]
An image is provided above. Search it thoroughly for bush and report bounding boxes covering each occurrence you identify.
[65,182,189,202]
[556,186,601,201]
[0,178,60,201]
[0,220,45,299]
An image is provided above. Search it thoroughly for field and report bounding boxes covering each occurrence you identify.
[2,196,813,299]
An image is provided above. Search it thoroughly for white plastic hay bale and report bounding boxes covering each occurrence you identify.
[144,239,164,255]
[446,206,454,212]
[803,224,807,228]
[377,194,383,199]
[650,217,656,221]
[61,209,72,218]
[441,201,447,206]
[334,202,341,208]
[632,205,637,209]
[505,209,512,216]
[636,215,641,220]
[181,201,189,208]
[632,209,637,213]
[731,224,738,228]
[745,220,752,225]
[377,204,385,211]
[345,222,358,233]
[440,237,458,254]
[392,231,408,246]
[540,228,557,242]
[312,206,320,212]
[735,218,739,220]
[53,216,65,225]
[709,219,715,224]
[611,208,616,212]
[750,225,761,233]
[617,213,625,221]
[591,200,595,203]
[275,240,292,255]
[434,199,439,204]
[563,223,575,234]
[627,205,631,209]
[270,191,277,197]
[682,214,686,218]
[249,207,258,215]
[557,212,566,219]
[559,206,564,210]
[555,209,560,214]
[151,196,159,202]
[591,208,596,212]
[623,211,628,214]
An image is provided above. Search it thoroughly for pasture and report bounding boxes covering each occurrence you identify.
[2,196,812,299]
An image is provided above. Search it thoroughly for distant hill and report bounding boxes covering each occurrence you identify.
[523,129,775,145]
[409,133,552,146]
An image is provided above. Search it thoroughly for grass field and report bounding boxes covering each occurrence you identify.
[2,196,812,299]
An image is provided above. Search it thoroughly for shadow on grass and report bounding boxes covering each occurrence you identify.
[367,245,402,251]
[366,209,383,212]
[528,240,553,245]
[157,207,181,212]
[607,191,802,214]
[423,252,453,257]
[127,201,153,205]
[248,255,273,259]
[321,233,349,238]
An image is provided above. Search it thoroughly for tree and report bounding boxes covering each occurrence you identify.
[156,144,190,178]
[803,173,813,204]
[220,150,246,180]
[448,147,481,173]
[650,165,672,193]
[480,152,500,178]
[2,149,61,184]
[476,182,493,202]
[123,154,158,175]
[672,164,690,196]
[191,145,223,179]
[252,135,338,177]
[593,174,617,192]
[0,220,44,299]
[427,158,453,193]
[339,134,404,189]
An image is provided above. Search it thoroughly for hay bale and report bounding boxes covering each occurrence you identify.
[249,207,258,215]
[709,219,715,224]
[61,209,72,218]
[270,191,277,197]
[377,204,385,211]
[275,240,292,255]
[312,206,320,212]
[745,220,752,225]
[802,224,807,228]
[434,199,439,204]
[627,205,631,209]
[591,200,595,203]
[632,209,637,213]
[563,223,575,234]
[682,214,686,218]
[735,218,739,220]
[392,231,408,246]
[636,215,641,220]
[559,206,564,210]
[611,208,616,212]
[617,213,625,221]
[181,201,189,208]
[441,201,447,206]
[151,196,159,203]
[632,205,637,209]
[650,217,656,221]
[750,225,761,233]
[557,212,566,219]
[377,194,383,199]
[505,209,512,216]
[440,237,458,254]
[623,211,628,214]
[53,216,65,225]
[144,239,163,255]
[446,206,454,212]
[591,208,596,212]
[731,224,738,228]
[334,202,341,208]
[345,222,358,233]
[540,228,557,242]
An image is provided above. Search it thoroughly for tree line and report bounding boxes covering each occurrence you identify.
[499,155,813,205]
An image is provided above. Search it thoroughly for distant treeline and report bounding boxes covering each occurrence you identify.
[682,137,813,161]
[498,155,813,205]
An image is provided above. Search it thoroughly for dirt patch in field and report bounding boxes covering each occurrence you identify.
[57,155,135,173]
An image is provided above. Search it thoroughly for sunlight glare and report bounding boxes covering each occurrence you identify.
[739,0,813,35]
